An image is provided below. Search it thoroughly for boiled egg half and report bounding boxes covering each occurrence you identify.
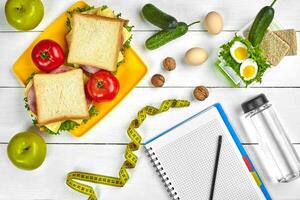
[230,41,249,63]
[240,59,258,81]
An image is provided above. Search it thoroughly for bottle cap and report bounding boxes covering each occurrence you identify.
[241,94,269,114]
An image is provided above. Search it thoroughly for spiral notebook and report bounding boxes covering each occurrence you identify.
[144,103,272,200]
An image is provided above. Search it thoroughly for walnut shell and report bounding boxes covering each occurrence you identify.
[151,74,165,87]
[163,57,176,71]
[193,86,209,101]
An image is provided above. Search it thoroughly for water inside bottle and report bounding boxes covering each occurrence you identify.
[251,108,300,182]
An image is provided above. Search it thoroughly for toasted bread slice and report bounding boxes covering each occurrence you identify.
[273,29,297,56]
[67,13,124,71]
[33,69,89,125]
[260,31,290,66]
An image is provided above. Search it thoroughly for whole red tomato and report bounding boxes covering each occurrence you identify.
[31,39,65,72]
[86,71,120,102]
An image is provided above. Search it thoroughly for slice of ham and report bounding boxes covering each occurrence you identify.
[121,34,124,45]
[86,95,92,107]
[84,86,92,107]
[50,65,73,74]
[27,86,37,114]
[81,65,100,74]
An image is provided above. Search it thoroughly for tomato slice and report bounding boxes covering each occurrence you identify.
[86,71,120,102]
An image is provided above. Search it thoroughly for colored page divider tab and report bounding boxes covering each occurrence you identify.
[243,156,254,171]
[251,172,262,187]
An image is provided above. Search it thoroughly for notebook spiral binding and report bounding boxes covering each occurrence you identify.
[146,147,180,200]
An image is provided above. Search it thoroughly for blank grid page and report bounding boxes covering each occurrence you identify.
[155,119,261,200]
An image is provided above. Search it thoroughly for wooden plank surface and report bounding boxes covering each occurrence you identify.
[1,0,300,199]
[0,0,300,31]
[1,87,300,144]
[0,144,170,200]
[1,31,299,87]
[1,144,300,200]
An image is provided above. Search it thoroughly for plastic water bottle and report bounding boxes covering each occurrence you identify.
[241,94,300,182]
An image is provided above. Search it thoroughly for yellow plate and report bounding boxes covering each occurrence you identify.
[12,1,147,137]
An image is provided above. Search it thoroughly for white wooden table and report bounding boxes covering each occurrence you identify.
[1,0,300,199]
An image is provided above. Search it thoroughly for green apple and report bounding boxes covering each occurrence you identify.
[5,0,44,30]
[7,131,47,170]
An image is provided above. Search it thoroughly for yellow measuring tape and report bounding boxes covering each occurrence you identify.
[66,99,190,199]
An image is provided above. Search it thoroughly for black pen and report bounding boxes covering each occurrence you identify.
[209,135,223,200]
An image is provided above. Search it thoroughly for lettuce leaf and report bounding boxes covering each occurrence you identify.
[66,5,95,30]
[44,120,79,135]
[24,95,99,135]
[44,105,99,135]
[218,34,270,86]
[83,105,99,124]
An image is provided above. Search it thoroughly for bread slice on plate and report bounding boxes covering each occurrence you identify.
[33,69,89,125]
[67,13,124,72]
[273,29,297,56]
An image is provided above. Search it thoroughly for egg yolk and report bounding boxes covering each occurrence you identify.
[242,65,255,78]
[234,47,248,61]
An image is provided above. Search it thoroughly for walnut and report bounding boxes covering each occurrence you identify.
[193,86,209,101]
[151,74,165,87]
[163,57,176,71]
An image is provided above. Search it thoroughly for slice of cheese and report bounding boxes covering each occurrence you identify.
[82,8,98,15]
[43,118,84,133]
[96,7,115,18]
[73,119,83,124]
[118,52,124,62]
[45,119,83,133]
[123,27,132,43]
[117,27,132,62]
[45,121,62,133]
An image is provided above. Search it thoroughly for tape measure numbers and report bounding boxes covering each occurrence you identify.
[66,99,190,200]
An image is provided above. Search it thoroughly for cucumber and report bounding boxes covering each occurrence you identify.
[248,0,277,46]
[145,21,200,50]
[145,22,188,50]
[142,4,178,30]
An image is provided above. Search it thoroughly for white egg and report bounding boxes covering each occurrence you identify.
[185,47,208,66]
[230,41,249,63]
[240,58,258,81]
[204,11,223,35]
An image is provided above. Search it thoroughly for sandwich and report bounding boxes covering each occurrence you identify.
[24,5,132,134]
[24,68,97,134]
[65,5,133,72]
[67,14,123,71]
